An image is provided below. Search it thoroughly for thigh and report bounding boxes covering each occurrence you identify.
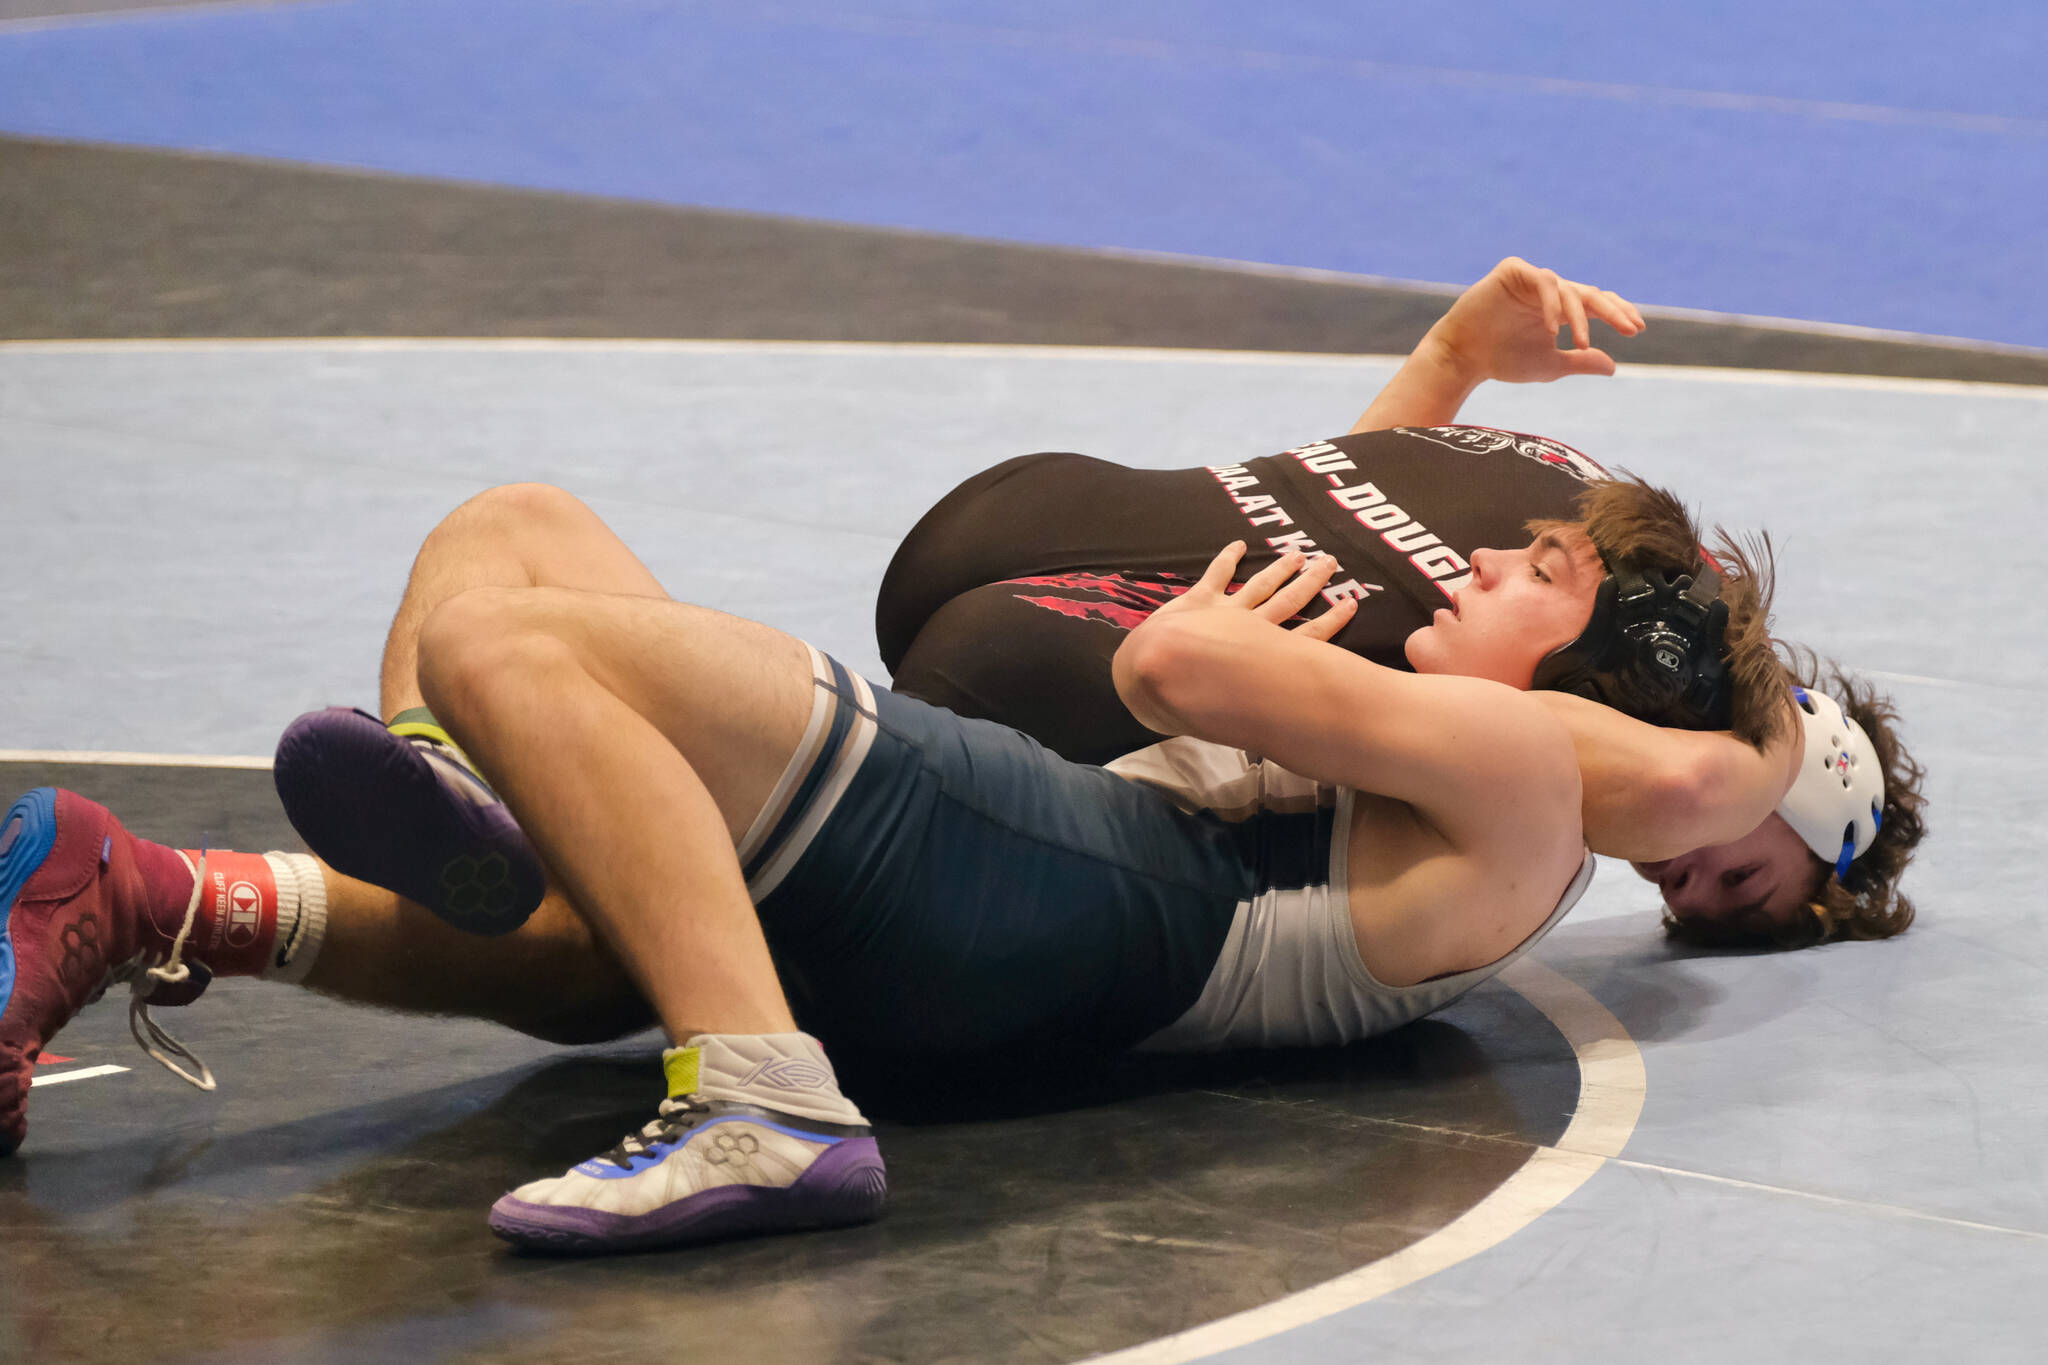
[450,587,818,845]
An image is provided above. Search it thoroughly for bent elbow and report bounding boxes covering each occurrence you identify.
[1613,759,1721,864]
[1113,617,1199,734]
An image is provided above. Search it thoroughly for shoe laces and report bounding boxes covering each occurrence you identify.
[597,1093,711,1169]
[95,850,217,1092]
[414,739,502,808]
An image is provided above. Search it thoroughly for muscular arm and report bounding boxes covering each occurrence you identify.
[1531,691,1803,863]
[1115,601,1582,861]
[1113,545,1589,984]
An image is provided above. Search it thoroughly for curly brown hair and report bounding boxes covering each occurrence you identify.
[1529,475,1789,751]
[1662,658,1926,950]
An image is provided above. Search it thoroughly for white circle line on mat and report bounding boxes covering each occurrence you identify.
[4,745,1649,1355]
[0,749,272,770]
[1086,956,1646,1364]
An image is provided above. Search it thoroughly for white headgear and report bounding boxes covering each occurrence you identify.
[1777,686,1886,880]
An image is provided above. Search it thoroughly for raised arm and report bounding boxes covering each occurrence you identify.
[1531,690,1804,863]
[1350,257,1647,434]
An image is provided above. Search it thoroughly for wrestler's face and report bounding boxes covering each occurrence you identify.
[1631,814,1825,935]
[1403,530,1603,688]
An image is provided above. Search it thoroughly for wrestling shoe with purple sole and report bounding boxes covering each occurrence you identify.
[273,707,545,935]
[489,1039,889,1254]
[0,788,210,1155]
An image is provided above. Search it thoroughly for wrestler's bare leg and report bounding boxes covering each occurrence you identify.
[380,483,669,719]
[300,870,651,1044]
[416,586,816,1040]
[305,484,663,1034]
[415,586,891,1251]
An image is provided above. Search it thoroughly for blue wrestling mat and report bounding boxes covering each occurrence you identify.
[0,0,2043,346]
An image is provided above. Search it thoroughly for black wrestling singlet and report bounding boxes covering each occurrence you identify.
[878,425,1607,764]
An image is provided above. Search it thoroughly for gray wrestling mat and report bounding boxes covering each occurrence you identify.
[5,340,2046,1362]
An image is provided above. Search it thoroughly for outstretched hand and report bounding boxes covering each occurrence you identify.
[1144,543,1358,642]
[1426,256,1645,385]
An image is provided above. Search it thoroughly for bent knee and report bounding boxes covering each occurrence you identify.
[415,586,570,718]
[440,482,594,542]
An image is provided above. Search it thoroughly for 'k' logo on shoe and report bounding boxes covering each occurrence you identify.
[736,1058,832,1091]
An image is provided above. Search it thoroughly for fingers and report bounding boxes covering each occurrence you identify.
[1194,541,1248,597]
[1507,257,1648,351]
[1554,277,1644,348]
[1577,284,1644,339]
[1294,593,1358,642]
[1560,280,1591,351]
[1233,547,1312,610]
[1534,266,1562,338]
[1197,544,1355,640]
[1600,286,1646,333]
[1558,346,1618,377]
[1256,551,1343,622]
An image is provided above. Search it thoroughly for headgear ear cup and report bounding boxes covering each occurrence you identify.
[1531,559,1732,730]
[1778,686,1886,879]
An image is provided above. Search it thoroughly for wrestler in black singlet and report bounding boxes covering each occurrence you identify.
[877,425,1609,764]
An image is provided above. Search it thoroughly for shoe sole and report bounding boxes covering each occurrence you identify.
[274,709,544,935]
[0,788,61,1157]
[0,788,61,1024]
[487,1137,889,1254]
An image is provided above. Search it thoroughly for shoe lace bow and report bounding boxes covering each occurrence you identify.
[599,1094,710,1168]
[94,849,217,1092]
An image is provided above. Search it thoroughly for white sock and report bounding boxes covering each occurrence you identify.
[258,852,328,985]
[671,1031,867,1127]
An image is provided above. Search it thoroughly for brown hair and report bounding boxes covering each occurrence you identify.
[1663,658,1926,950]
[1529,475,1789,750]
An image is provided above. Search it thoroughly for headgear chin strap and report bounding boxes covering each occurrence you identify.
[1530,559,1732,730]
[1778,685,1886,880]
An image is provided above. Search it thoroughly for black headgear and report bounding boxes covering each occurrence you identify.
[1530,558,1733,730]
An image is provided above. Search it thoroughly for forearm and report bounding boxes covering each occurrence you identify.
[1535,692,1800,862]
[1114,606,1569,819]
[1115,609,1392,774]
[1348,334,1483,434]
[1114,607,1265,740]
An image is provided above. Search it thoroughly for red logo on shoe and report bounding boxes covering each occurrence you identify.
[224,881,264,947]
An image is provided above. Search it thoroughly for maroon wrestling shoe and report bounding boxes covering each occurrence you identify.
[0,788,208,1156]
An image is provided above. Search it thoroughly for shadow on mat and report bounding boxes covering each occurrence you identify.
[1,1018,1563,1365]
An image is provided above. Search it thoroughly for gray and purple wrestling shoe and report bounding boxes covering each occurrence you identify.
[489,1044,888,1254]
[273,707,545,935]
